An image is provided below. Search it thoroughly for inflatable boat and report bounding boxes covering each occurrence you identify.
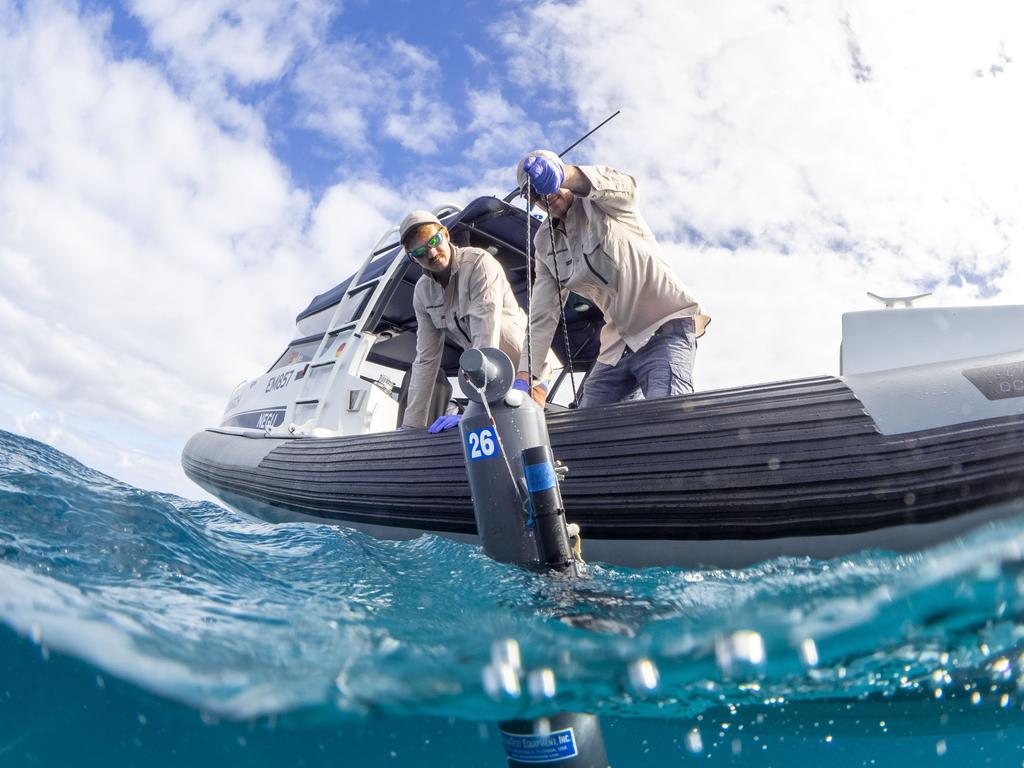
[182,196,1024,567]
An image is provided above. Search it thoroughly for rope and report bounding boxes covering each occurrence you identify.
[523,168,580,407]
[525,178,534,385]
[545,211,579,407]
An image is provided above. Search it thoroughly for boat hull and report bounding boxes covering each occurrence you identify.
[183,375,1024,568]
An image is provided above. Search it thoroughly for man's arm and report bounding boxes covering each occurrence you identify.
[562,165,593,196]
[574,165,638,219]
[402,297,446,428]
[516,255,565,382]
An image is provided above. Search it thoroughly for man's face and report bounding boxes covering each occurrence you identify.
[531,188,573,220]
[406,225,451,273]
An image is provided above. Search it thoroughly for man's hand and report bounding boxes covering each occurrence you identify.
[428,414,461,433]
[522,154,565,195]
[514,374,549,408]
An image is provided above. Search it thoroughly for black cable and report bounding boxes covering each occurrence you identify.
[545,212,579,408]
[525,183,534,385]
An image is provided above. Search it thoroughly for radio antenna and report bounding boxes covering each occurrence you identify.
[502,110,621,203]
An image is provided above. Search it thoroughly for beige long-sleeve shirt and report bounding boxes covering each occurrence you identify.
[404,244,555,427]
[519,166,709,373]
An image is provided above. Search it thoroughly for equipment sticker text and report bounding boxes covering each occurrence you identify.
[500,727,578,763]
[466,426,497,461]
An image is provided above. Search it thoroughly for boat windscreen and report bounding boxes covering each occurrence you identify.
[295,248,400,324]
[267,336,321,372]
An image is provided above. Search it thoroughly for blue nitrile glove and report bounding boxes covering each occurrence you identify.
[522,155,565,195]
[428,414,461,434]
[512,379,530,393]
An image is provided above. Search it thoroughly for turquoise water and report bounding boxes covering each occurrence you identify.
[2,428,1024,766]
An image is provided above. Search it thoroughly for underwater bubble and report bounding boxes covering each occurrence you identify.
[482,662,522,700]
[481,640,525,700]
[491,639,521,673]
[685,728,703,754]
[715,630,766,677]
[992,657,1012,677]
[627,658,659,692]
[527,669,556,700]
[799,638,819,668]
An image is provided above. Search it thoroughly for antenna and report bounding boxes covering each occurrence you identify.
[502,110,622,203]
[371,111,623,258]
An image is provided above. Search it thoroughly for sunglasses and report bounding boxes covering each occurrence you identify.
[407,230,445,260]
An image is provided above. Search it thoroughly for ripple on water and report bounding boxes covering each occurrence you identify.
[2,428,1024,729]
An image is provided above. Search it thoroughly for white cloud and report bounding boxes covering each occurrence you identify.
[465,88,544,164]
[0,2,497,498]
[126,0,334,86]
[500,0,1024,387]
[310,179,410,272]
[0,394,203,498]
[465,44,488,67]
[292,37,450,155]
[14,410,67,454]
[0,3,350,493]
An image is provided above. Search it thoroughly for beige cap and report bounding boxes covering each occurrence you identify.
[399,210,442,245]
[515,149,564,195]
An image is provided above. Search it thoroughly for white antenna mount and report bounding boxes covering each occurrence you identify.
[866,291,932,309]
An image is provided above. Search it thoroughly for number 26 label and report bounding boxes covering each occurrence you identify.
[466,427,497,461]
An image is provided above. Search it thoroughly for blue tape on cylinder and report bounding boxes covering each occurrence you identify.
[524,461,557,492]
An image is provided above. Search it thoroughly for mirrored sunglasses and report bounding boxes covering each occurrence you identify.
[407,230,445,260]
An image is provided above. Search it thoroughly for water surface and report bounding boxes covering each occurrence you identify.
[3,429,1024,765]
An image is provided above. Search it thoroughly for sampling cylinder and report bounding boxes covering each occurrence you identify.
[499,713,608,768]
[456,348,608,768]
[521,445,574,571]
[458,347,566,566]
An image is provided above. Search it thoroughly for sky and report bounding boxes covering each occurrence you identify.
[1,0,1022,498]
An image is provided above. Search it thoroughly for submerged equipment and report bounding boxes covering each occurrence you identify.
[457,347,578,573]
[456,347,607,767]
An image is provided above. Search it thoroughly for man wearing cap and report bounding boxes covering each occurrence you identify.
[399,210,555,432]
[515,150,709,407]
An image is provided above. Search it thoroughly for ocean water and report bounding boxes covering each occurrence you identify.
[3,428,1024,767]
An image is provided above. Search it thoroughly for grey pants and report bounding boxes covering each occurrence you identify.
[580,317,696,407]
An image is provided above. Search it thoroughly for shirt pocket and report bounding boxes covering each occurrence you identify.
[579,244,619,291]
[549,245,575,287]
[424,304,446,330]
